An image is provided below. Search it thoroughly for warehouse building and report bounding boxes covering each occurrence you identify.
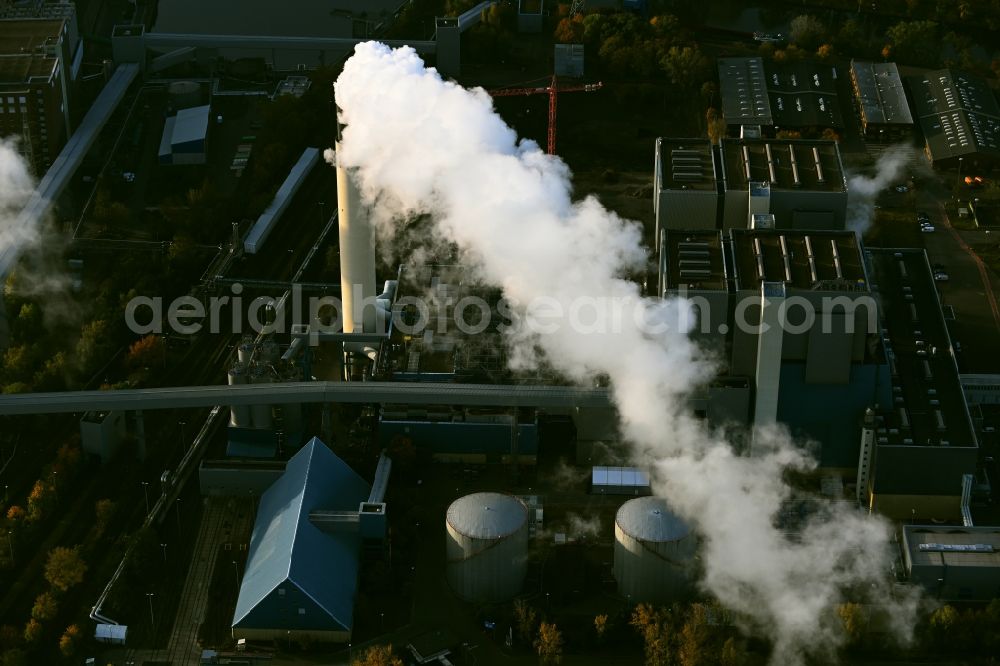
[232,438,386,643]
[863,250,978,521]
[907,69,1000,171]
[158,104,210,165]
[718,57,844,131]
[902,525,1000,601]
[849,61,914,141]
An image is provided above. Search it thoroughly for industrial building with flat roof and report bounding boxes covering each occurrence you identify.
[849,61,914,140]
[660,228,885,466]
[653,138,720,243]
[0,17,73,173]
[864,249,978,521]
[720,138,847,231]
[902,525,1000,600]
[907,69,1000,170]
[653,137,848,235]
[717,57,844,130]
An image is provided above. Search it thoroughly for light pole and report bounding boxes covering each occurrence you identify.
[141,481,150,515]
[146,592,155,629]
[957,156,964,193]
[179,420,187,452]
[6,528,13,562]
[233,560,240,592]
[160,542,167,563]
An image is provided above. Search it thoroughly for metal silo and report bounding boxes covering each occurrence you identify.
[614,496,696,604]
[227,364,251,427]
[446,492,528,603]
[237,337,254,364]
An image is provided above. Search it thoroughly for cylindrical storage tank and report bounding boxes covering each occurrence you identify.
[227,364,251,427]
[248,365,273,429]
[335,141,376,334]
[167,80,201,110]
[614,496,696,604]
[446,492,528,603]
[237,338,255,365]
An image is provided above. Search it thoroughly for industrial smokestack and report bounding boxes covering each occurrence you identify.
[334,133,377,334]
[751,282,785,454]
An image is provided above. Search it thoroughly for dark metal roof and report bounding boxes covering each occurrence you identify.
[721,138,846,192]
[718,57,773,126]
[850,60,913,126]
[233,438,370,632]
[729,229,865,291]
[908,69,1000,160]
[657,138,717,192]
[663,230,726,291]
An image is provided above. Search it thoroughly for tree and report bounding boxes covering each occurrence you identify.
[0,649,27,666]
[58,625,80,658]
[514,599,539,645]
[594,613,608,642]
[821,128,842,142]
[95,499,116,536]
[927,604,959,649]
[817,43,835,60]
[837,602,865,649]
[351,644,403,666]
[21,620,41,645]
[720,637,747,666]
[885,20,939,67]
[534,622,564,665]
[661,46,709,90]
[27,480,55,523]
[126,335,165,370]
[30,593,58,622]
[707,108,727,145]
[776,130,803,140]
[678,604,709,666]
[790,15,825,51]
[44,546,87,593]
[5,506,25,524]
[631,604,672,666]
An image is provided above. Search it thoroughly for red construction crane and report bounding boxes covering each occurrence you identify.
[488,75,602,155]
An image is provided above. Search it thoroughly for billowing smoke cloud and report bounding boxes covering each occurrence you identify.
[565,512,602,540]
[846,144,916,235]
[0,138,38,264]
[334,43,917,663]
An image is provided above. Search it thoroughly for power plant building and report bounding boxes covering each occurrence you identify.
[653,137,847,233]
[445,492,528,603]
[233,438,377,643]
[613,496,696,604]
[907,69,1000,171]
[660,228,886,466]
[720,139,847,231]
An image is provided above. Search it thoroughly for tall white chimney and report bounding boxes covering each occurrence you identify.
[335,140,377,334]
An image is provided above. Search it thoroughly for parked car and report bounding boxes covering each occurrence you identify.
[934,271,949,281]
[895,184,909,193]
[921,225,936,233]
[917,211,931,223]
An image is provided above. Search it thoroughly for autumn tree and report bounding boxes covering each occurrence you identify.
[720,637,747,666]
[22,620,41,645]
[58,625,80,658]
[95,499,116,536]
[594,613,608,642]
[126,335,165,370]
[661,46,709,90]
[514,599,539,645]
[351,643,403,666]
[44,546,87,593]
[817,43,835,60]
[5,505,25,524]
[837,602,866,649]
[534,621,564,665]
[927,604,959,649]
[630,604,672,666]
[30,593,57,622]
[26,481,55,523]
[706,108,727,145]
[678,603,710,666]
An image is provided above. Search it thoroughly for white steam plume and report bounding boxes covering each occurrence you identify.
[334,43,917,663]
[846,144,915,235]
[0,139,38,346]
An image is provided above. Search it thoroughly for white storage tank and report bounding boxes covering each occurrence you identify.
[237,337,255,364]
[446,492,528,603]
[227,364,251,427]
[614,496,696,604]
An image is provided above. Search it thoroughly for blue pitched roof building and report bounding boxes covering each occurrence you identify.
[232,437,371,642]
